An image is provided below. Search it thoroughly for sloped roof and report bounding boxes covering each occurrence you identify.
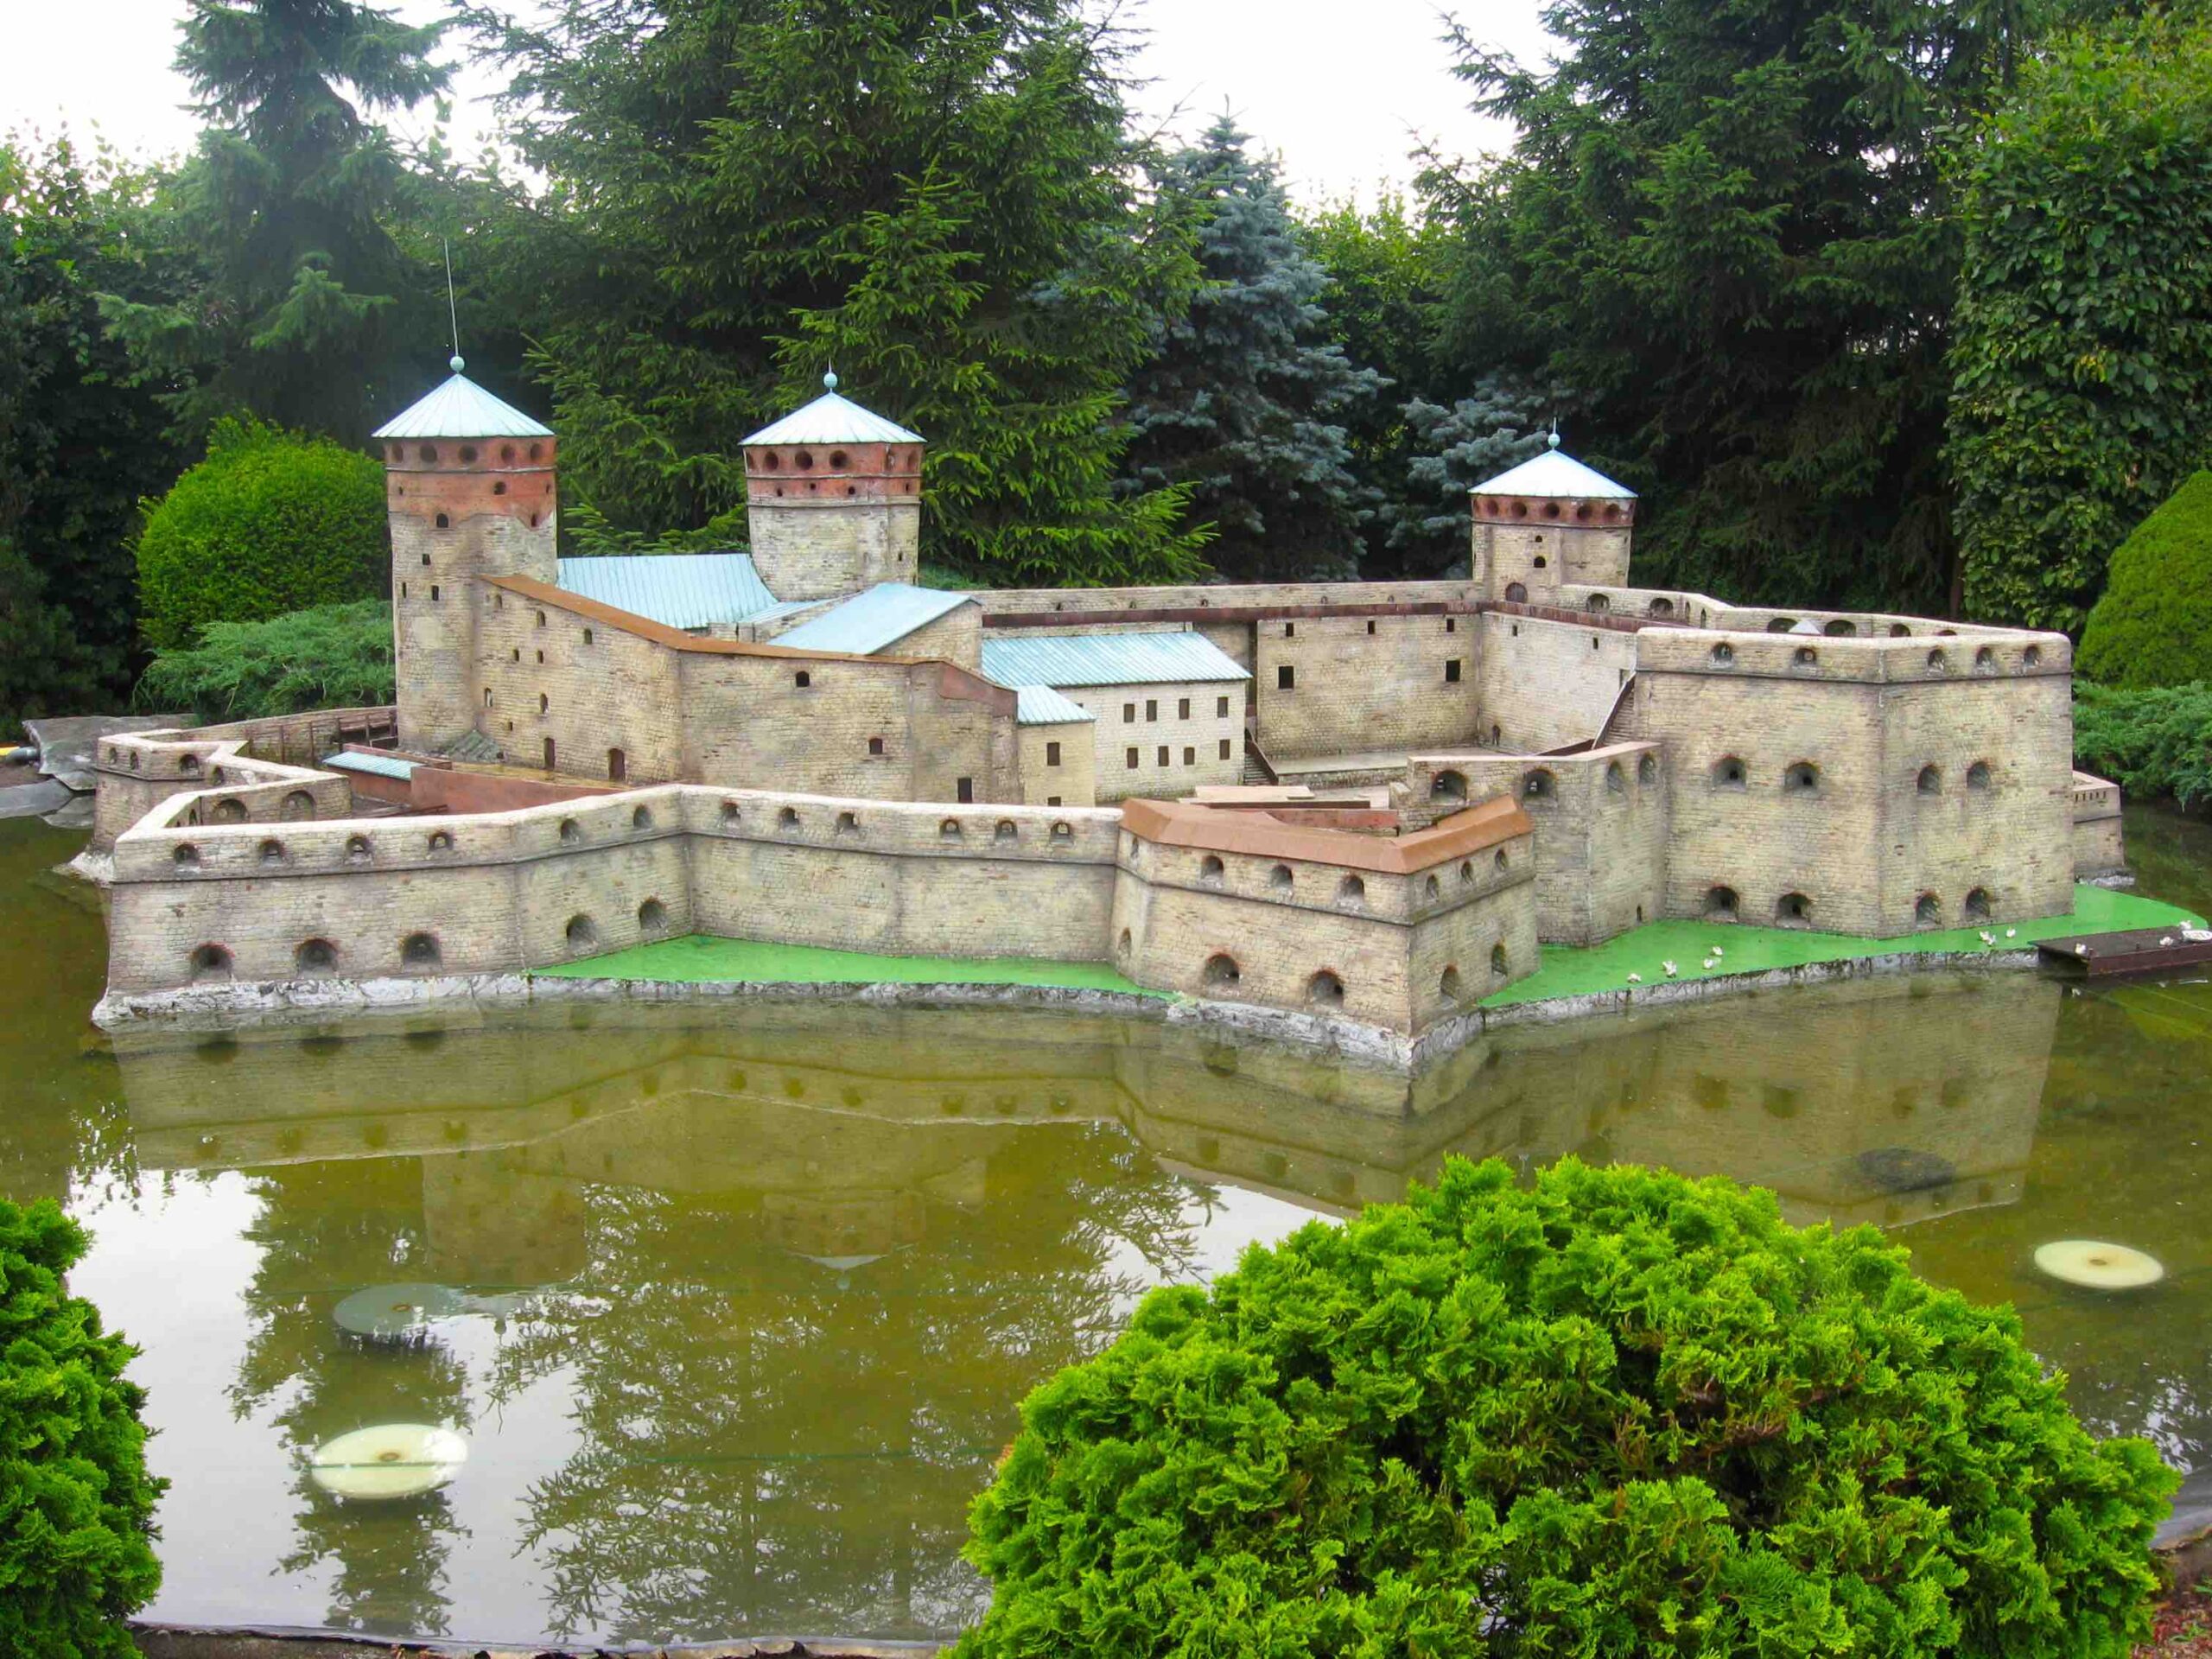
[555,553,779,630]
[1121,796,1531,876]
[982,631,1251,689]
[320,750,419,781]
[772,583,974,654]
[373,364,554,441]
[742,373,924,447]
[1472,444,1636,500]
[1014,685,1098,726]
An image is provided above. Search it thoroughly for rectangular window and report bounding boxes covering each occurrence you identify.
[1183,746,1195,766]
[1446,617,1457,633]
[1146,698,1158,721]
[1179,697,1191,720]
[1285,622,1296,638]
[1046,741,1061,766]
[1157,746,1169,766]
[1366,620,1376,634]
[1278,664,1295,690]
[429,585,440,601]
[1219,739,1232,760]
[1124,702,1136,722]
[1127,747,1140,769]
[1445,658,1463,683]
[1217,696,1230,717]
[1047,796,1062,806]
[957,777,975,804]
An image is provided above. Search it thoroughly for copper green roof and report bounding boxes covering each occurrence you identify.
[556,553,779,629]
[982,631,1250,688]
[772,583,973,654]
[1014,685,1098,725]
[742,372,923,447]
[373,363,554,441]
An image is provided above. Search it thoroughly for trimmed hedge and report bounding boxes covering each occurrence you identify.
[2075,682,2212,810]
[135,417,386,652]
[137,599,394,723]
[957,1158,2175,1659]
[2079,473,2212,690]
[1,1198,163,1659]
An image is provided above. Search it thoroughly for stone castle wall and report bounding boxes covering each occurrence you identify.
[1052,680,1245,803]
[1251,613,1481,760]
[744,499,921,599]
[1016,721,1097,807]
[1474,521,1632,605]
[1474,611,1638,753]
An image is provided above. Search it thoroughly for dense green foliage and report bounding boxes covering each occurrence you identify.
[100,0,451,442]
[1949,16,2212,632]
[0,1198,163,1659]
[957,1157,2174,1659]
[135,418,387,652]
[137,597,394,721]
[476,0,1206,586]
[1427,0,2031,613]
[2078,472,2212,687]
[0,137,196,728]
[1119,118,1378,581]
[2074,682,2212,810]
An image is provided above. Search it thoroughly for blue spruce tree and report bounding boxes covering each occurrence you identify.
[1121,116,1381,581]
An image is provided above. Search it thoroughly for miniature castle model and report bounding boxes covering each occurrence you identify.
[85,362,2120,1046]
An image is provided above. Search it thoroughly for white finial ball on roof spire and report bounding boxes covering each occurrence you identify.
[450,353,465,373]
[1548,422,1560,450]
[824,368,839,392]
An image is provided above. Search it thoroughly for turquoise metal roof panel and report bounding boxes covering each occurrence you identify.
[742,376,924,447]
[321,750,419,781]
[982,631,1251,689]
[373,368,554,440]
[555,553,779,630]
[1472,442,1635,499]
[1014,685,1097,725]
[772,583,974,655]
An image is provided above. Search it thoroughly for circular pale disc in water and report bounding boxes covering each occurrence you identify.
[334,1282,467,1340]
[2032,1240,2165,1290]
[309,1424,468,1501]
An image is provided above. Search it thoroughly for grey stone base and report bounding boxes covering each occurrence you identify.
[133,1624,940,1658]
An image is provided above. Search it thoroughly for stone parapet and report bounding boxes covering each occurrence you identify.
[1632,627,2071,683]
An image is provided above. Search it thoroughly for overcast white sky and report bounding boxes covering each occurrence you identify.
[0,0,1553,206]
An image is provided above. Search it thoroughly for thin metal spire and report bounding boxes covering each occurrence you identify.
[444,238,463,374]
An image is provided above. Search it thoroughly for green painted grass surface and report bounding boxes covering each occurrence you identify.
[538,932,1166,997]
[1480,882,2207,1008]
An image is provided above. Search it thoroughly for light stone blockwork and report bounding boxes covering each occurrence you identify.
[1054,681,1244,804]
[1017,722,1097,808]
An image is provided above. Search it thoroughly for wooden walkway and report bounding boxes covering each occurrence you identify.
[2036,926,2212,978]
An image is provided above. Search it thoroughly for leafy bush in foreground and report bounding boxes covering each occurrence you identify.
[957,1158,2174,1659]
[137,599,393,723]
[135,418,386,652]
[1,1198,163,1659]
[2078,474,2212,690]
[2075,683,2212,811]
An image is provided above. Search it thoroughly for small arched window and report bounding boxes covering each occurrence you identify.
[1917,765,1942,796]
[258,838,286,867]
[1199,855,1225,887]
[1431,770,1467,803]
[296,938,337,976]
[1338,874,1366,905]
[795,671,811,689]
[1776,892,1814,928]
[1793,646,1818,667]
[1967,761,1992,791]
[1638,753,1658,785]
[1783,761,1820,794]
[1974,645,1997,673]
[1915,893,1942,927]
[564,914,599,954]
[1605,760,1626,795]
[188,944,232,983]
[940,818,963,840]
[1494,848,1509,872]
[779,806,801,829]
[1712,756,1747,790]
[1307,970,1345,1008]
[638,898,670,936]
[1440,965,1463,1000]
[1505,582,1529,603]
[1964,887,1993,923]
[1490,943,1509,977]
[427,830,454,854]
[402,932,441,967]
[1424,874,1441,899]
[868,736,885,756]
[1268,863,1294,892]
[1706,886,1738,920]
[558,817,582,844]
[1823,619,1857,637]
[1522,769,1556,802]
[632,804,653,830]
[1204,953,1241,988]
[1710,643,1735,665]
[836,810,860,836]
[995,819,1019,842]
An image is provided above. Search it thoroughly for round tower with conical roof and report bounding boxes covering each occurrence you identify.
[375,359,559,752]
[741,373,924,601]
[1470,435,1637,607]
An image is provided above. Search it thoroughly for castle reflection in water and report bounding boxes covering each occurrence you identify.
[105,976,2075,1643]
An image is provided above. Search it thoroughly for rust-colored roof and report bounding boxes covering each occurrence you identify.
[486,575,1014,712]
[1120,795,1529,875]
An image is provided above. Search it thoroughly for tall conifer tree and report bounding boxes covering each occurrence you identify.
[1120,116,1379,581]
[475,0,1206,585]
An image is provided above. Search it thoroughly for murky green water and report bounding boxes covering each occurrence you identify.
[4,810,2209,1647]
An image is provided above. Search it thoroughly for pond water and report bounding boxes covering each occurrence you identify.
[4,809,2210,1647]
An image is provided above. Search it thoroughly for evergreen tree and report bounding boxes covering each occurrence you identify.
[0,135,196,727]
[1430,0,2034,613]
[473,0,1206,586]
[100,0,451,442]
[1120,117,1380,582]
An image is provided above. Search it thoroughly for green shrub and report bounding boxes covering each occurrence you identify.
[958,1158,2174,1659]
[2078,474,2212,690]
[137,599,394,723]
[2075,683,2212,810]
[1,1198,163,1659]
[135,417,386,652]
